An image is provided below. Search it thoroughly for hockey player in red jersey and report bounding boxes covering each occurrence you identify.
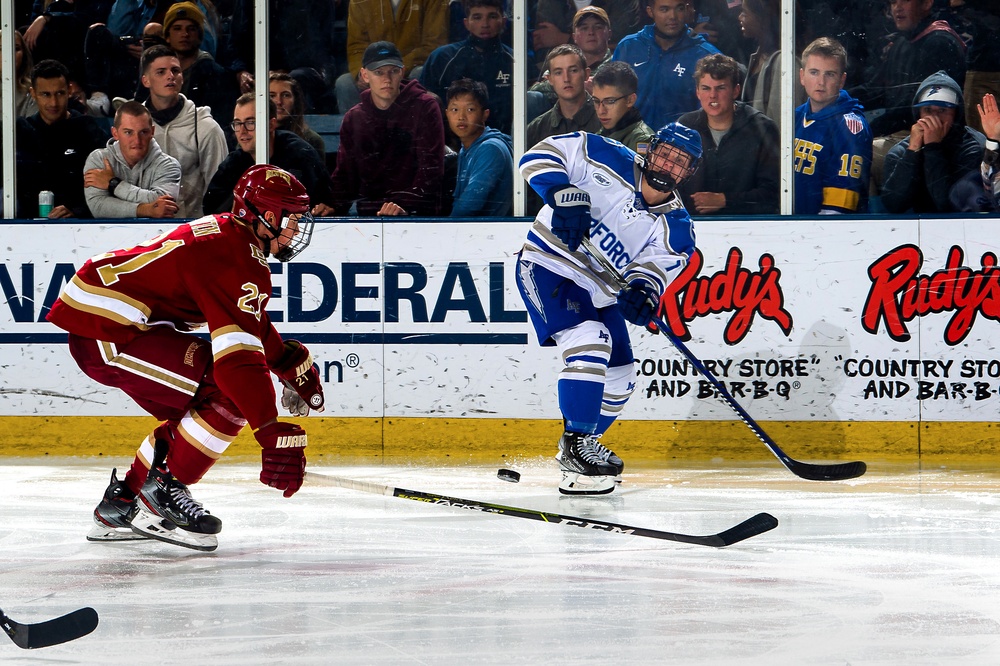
[47,164,325,551]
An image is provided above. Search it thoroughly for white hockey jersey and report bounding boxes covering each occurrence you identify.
[519,131,695,308]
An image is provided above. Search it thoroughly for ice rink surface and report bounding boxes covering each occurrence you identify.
[1,458,999,665]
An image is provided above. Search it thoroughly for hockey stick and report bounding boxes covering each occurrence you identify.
[307,472,778,547]
[0,606,98,650]
[580,237,866,481]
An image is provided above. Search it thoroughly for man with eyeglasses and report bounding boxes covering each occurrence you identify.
[592,61,654,155]
[203,93,335,216]
[612,0,720,130]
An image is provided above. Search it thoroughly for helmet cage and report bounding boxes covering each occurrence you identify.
[233,165,314,262]
[642,122,703,193]
[241,196,315,262]
[642,140,700,193]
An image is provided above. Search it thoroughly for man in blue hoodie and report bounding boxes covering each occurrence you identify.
[444,78,513,216]
[881,71,986,214]
[611,0,719,130]
[794,37,873,215]
[420,0,513,135]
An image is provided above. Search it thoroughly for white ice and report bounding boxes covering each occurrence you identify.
[2,458,999,665]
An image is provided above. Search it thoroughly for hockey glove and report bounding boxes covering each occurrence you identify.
[273,340,325,415]
[544,184,591,252]
[255,421,307,498]
[617,279,659,327]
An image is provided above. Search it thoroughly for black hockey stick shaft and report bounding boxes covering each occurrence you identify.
[580,237,865,481]
[307,472,777,547]
[0,606,98,649]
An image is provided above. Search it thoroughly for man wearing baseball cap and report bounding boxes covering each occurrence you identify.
[881,71,986,213]
[160,1,236,133]
[530,6,613,109]
[329,40,445,216]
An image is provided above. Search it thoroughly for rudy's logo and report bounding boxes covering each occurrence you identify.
[862,244,1000,345]
[660,248,792,345]
[593,173,612,186]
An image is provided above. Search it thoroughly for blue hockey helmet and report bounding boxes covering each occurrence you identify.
[642,122,703,193]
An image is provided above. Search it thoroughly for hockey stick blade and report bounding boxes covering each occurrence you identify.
[579,237,867,482]
[0,606,99,649]
[307,472,778,548]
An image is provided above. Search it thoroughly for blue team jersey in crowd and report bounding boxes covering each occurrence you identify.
[612,26,720,131]
[518,132,695,308]
[793,90,873,214]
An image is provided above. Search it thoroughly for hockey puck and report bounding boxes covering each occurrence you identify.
[497,468,521,483]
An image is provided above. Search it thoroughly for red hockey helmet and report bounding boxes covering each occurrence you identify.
[232,164,314,262]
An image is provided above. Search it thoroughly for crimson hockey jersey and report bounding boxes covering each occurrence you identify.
[794,90,873,214]
[47,214,286,427]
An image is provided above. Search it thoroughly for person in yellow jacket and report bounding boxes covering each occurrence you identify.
[335,0,450,114]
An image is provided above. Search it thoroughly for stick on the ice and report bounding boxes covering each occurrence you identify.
[580,236,866,481]
[307,472,777,547]
[0,606,98,650]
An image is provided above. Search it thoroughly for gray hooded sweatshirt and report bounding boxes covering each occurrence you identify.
[84,137,182,219]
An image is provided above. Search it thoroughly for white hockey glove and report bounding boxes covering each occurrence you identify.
[281,380,310,417]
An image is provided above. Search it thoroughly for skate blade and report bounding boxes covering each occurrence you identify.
[130,509,218,552]
[558,472,616,495]
[87,523,150,542]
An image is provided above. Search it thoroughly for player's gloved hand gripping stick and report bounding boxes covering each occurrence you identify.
[273,340,325,416]
[581,237,866,481]
[257,340,325,497]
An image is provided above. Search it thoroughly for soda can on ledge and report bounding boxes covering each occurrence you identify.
[38,190,54,218]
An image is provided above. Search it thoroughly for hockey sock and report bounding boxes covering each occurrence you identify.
[596,364,638,435]
[558,377,604,433]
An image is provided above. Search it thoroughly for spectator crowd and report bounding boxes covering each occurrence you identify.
[5,0,1000,218]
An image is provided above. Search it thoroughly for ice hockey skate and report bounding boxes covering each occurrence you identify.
[87,468,149,541]
[130,440,222,552]
[556,431,618,495]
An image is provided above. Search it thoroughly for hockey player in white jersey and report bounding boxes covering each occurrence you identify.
[517,123,703,495]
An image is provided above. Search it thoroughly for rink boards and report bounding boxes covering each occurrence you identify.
[2,216,999,462]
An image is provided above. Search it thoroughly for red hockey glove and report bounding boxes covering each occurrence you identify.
[273,340,325,415]
[255,421,307,498]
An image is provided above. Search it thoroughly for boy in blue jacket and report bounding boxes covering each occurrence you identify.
[445,78,514,216]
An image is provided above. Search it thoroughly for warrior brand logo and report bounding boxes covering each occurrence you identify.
[862,244,1000,345]
[275,434,307,449]
[660,248,793,345]
[556,188,590,206]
